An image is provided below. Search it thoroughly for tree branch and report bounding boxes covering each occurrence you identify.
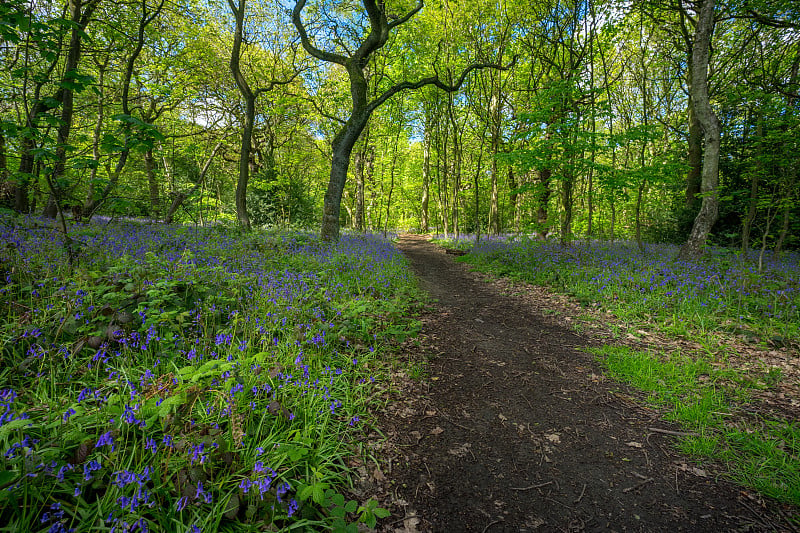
[367,57,517,114]
[255,66,307,97]
[292,0,348,65]
[387,0,424,30]
[744,9,800,29]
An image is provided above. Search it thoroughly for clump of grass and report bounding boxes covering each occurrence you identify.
[591,345,800,506]
[0,217,420,532]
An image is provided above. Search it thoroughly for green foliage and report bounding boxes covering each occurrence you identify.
[247,162,316,228]
[0,220,420,531]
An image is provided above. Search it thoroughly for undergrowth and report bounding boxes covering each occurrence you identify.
[0,217,422,532]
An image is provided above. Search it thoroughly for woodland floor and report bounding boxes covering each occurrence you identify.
[358,234,799,533]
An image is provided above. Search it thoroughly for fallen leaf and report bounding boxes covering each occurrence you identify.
[498,414,508,422]
[430,426,444,435]
[448,443,471,457]
[545,433,561,444]
[395,515,420,533]
[626,441,643,448]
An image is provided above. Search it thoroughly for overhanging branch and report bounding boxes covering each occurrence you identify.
[293,0,348,65]
[367,57,517,114]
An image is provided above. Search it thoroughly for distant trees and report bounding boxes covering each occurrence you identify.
[0,0,796,251]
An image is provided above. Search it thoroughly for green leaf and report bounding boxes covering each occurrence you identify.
[298,484,314,502]
[0,419,33,439]
[312,483,329,504]
[157,393,186,417]
[0,469,17,487]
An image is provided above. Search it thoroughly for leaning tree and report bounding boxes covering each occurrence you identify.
[292,0,509,241]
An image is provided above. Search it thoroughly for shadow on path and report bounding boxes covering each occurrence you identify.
[377,234,793,533]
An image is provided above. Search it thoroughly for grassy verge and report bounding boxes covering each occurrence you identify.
[0,217,422,532]
[449,237,799,346]
[592,345,800,507]
[448,235,799,508]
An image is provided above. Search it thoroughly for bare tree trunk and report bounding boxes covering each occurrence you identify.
[45,0,100,214]
[488,90,502,235]
[0,130,8,207]
[635,178,647,254]
[228,0,254,231]
[741,113,761,256]
[507,166,519,232]
[354,147,365,231]
[679,0,720,260]
[774,200,791,254]
[560,171,573,246]
[384,112,403,237]
[84,0,164,220]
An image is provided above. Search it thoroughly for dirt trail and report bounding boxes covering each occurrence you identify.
[375,234,795,532]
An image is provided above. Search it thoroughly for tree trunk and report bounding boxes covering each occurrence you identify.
[774,200,791,254]
[635,178,647,254]
[228,0,255,231]
[384,116,402,237]
[507,166,519,232]
[145,148,160,216]
[235,94,255,230]
[164,141,223,224]
[84,0,163,220]
[679,0,720,260]
[322,107,371,241]
[537,167,552,239]
[354,146,366,231]
[0,130,9,208]
[686,93,703,206]
[44,0,99,219]
[741,113,761,256]
[421,127,430,232]
[488,91,502,235]
[560,172,573,246]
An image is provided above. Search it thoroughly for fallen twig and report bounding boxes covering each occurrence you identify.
[574,483,587,503]
[439,414,474,432]
[482,519,503,533]
[623,477,653,493]
[511,481,553,491]
[648,427,700,437]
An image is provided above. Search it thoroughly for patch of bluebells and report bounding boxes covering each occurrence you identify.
[0,217,415,531]
[466,237,800,335]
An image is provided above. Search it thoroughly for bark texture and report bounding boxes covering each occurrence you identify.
[679,0,721,260]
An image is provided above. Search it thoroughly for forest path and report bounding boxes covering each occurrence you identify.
[374,233,791,532]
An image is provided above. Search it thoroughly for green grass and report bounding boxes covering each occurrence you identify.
[592,345,800,506]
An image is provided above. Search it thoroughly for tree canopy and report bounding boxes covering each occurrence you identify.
[1,0,797,253]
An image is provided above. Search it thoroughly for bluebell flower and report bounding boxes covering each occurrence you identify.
[96,431,114,450]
